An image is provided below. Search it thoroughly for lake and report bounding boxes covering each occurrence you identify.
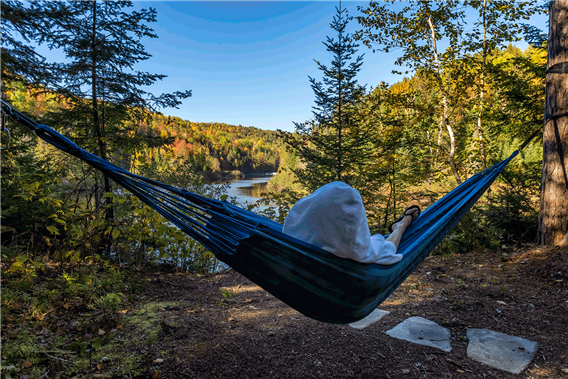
[216,174,275,209]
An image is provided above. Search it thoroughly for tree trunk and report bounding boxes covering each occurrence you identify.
[91,0,113,222]
[538,0,568,246]
[427,13,462,185]
[476,0,488,171]
[337,12,343,183]
[91,0,113,258]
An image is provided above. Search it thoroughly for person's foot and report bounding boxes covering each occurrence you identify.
[389,215,410,231]
[388,205,421,233]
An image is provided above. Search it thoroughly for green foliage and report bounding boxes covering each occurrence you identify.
[355,1,467,71]
[434,142,541,255]
[1,80,233,273]
[218,287,238,306]
[0,258,147,378]
[434,206,502,256]
[485,141,542,244]
[267,147,303,193]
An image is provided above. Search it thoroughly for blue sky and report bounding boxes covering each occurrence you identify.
[133,1,403,132]
[35,1,547,132]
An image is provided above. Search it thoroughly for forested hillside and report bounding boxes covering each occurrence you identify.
[152,117,281,176]
[5,80,282,180]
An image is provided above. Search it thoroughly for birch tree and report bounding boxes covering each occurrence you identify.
[355,0,466,184]
[465,0,544,170]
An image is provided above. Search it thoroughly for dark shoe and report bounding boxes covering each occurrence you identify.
[388,205,421,233]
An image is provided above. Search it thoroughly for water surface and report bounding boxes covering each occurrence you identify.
[216,174,275,209]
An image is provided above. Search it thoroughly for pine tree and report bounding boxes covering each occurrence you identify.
[5,0,193,256]
[39,1,191,215]
[538,0,568,246]
[0,0,66,87]
[280,4,369,193]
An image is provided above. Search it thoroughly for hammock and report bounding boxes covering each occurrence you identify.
[1,101,532,324]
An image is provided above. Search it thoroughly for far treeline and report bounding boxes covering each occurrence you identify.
[5,80,282,180]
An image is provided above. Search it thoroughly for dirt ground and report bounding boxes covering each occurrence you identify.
[122,244,567,379]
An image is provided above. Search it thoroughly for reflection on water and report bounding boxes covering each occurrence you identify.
[217,175,274,209]
[237,181,268,198]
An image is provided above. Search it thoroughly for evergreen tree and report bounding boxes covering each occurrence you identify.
[280,4,369,193]
[39,0,191,218]
[538,0,568,246]
[0,0,61,87]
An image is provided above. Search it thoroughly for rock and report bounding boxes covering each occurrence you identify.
[386,317,452,352]
[348,309,390,330]
[466,328,539,374]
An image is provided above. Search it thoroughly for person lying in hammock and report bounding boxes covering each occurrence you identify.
[282,182,420,265]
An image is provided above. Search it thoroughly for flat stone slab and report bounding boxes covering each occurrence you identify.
[386,317,452,352]
[467,328,539,374]
[348,309,389,329]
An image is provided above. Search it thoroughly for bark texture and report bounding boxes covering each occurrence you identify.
[538,0,568,246]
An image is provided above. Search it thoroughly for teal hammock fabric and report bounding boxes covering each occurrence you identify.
[1,101,524,323]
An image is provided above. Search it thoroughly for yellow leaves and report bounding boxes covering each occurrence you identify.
[152,212,162,224]
[46,225,60,235]
[111,228,120,239]
[9,261,25,273]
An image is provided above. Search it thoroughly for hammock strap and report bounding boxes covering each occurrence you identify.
[0,107,10,150]
[544,112,568,188]
[518,124,543,151]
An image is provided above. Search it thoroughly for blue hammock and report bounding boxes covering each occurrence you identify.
[1,102,528,324]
